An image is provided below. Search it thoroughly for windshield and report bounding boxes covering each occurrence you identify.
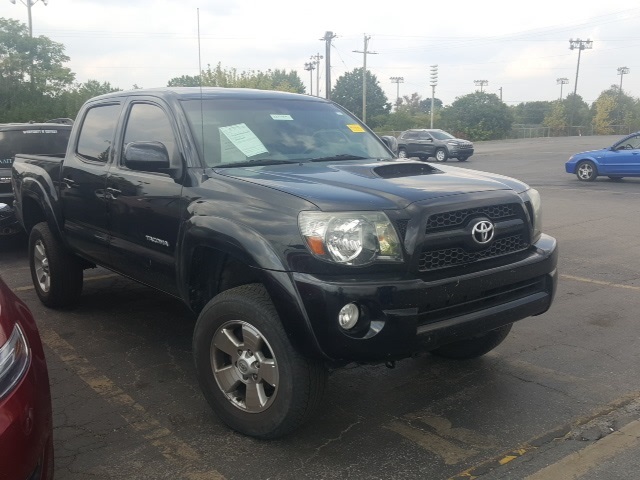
[181,98,393,167]
[430,130,455,141]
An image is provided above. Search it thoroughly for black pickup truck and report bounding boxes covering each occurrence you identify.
[12,87,557,438]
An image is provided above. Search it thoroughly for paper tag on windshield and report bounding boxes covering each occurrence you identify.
[219,123,268,158]
[347,124,365,133]
[270,114,293,121]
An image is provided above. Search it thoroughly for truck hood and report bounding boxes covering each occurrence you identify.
[215,160,528,211]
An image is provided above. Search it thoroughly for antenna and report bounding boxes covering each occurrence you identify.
[197,8,207,176]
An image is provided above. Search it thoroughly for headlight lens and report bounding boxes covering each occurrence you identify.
[523,188,542,242]
[299,211,403,265]
[0,324,30,400]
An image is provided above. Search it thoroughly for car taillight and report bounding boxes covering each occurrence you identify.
[0,324,30,400]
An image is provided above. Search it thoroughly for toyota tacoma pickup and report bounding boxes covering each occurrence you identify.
[12,87,557,439]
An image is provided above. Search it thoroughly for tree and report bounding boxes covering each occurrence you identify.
[511,101,553,125]
[54,80,121,120]
[0,18,75,122]
[564,93,590,133]
[440,92,512,141]
[331,68,391,126]
[542,101,569,136]
[167,63,306,93]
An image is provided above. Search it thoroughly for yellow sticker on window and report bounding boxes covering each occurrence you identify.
[346,124,365,133]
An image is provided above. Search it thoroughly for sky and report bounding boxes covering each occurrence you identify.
[1,0,639,109]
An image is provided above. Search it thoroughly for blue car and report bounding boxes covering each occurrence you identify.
[565,132,640,181]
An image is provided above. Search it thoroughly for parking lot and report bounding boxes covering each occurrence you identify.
[1,134,639,479]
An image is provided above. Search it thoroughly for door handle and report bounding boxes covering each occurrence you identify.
[106,187,121,198]
[62,177,77,188]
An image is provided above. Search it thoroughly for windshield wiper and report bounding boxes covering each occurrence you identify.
[309,154,369,162]
[214,159,299,168]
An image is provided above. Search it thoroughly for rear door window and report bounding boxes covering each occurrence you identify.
[76,104,121,163]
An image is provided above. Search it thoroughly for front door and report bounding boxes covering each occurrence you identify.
[603,134,640,175]
[106,100,185,295]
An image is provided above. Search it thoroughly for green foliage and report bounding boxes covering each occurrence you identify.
[331,68,391,125]
[440,92,513,141]
[592,93,617,135]
[511,101,553,125]
[564,93,590,132]
[0,18,75,122]
[167,63,306,93]
[542,101,569,136]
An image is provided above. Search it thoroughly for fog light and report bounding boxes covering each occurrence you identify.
[338,303,359,330]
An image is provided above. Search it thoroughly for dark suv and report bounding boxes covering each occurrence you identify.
[397,129,474,162]
[0,123,72,236]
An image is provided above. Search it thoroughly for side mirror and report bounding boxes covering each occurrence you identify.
[379,135,398,154]
[124,141,171,173]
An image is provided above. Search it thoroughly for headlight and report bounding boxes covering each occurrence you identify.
[299,211,403,265]
[0,324,30,400]
[446,141,458,145]
[522,188,542,242]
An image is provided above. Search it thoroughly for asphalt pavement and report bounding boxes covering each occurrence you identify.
[1,134,638,479]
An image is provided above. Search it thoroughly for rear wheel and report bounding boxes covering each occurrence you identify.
[398,148,407,158]
[435,148,448,162]
[193,284,327,439]
[431,324,513,359]
[576,160,597,181]
[29,222,83,308]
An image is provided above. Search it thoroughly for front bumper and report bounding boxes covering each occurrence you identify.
[292,234,557,362]
[0,200,20,236]
[449,147,474,158]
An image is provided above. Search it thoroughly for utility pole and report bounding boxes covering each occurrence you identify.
[617,66,630,132]
[568,38,593,134]
[311,53,323,97]
[498,86,503,101]
[320,31,336,100]
[304,62,315,96]
[353,34,378,123]
[389,76,404,109]
[429,65,438,128]
[9,0,48,37]
[474,80,488,92]
[556,77,569,100]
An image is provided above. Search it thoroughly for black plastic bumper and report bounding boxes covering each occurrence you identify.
[292,234,557,362]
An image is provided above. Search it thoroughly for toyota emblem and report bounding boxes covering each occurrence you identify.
[471,220,494,245]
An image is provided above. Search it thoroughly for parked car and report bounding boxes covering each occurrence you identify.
[565,132,640,181]
[397,129,474,162]
[0,276,54,479]
[0,122,72,237]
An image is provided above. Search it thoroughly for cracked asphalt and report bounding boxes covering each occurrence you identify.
[1,135,639,479]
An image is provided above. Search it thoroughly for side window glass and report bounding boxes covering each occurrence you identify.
[123,103,177,167]
[76,104,121,162]
[404,132,417,140]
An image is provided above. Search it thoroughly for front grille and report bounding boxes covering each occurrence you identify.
[419,234,527,271]
[426,204,517,232]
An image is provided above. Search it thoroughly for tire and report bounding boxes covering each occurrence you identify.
[576,160,597,182]
[435,148,448,162]
[457,156,468,162]
[608,176,624,181]
[29,222,83,308]
[193,284,327,439]
[430,324,513,360]
[398,148,407,159]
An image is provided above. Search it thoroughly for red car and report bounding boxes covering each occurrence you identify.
[0,277,53,480]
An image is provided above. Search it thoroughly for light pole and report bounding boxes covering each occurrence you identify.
[389,76,404,109]
[429,65,438,128]
[568,38,593,134]
[304,62,315,96]
[617,66,630,131]
[474,80,488,92]
[556,77,569,100]
[311,53,323,97]
[9,0,48,37]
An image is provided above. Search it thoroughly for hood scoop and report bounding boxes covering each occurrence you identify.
[373,162,441,179]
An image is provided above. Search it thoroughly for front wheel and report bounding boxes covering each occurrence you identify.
[457,156,469,162]
[434,148,448,162]
[430,324,513,359]
[397,148,407,159]
[29,222,83,308]
[193,284,327,439]
[576,160,597,182]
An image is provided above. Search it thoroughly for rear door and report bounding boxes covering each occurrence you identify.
[105,99,186,295]
[61,102,122,261]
